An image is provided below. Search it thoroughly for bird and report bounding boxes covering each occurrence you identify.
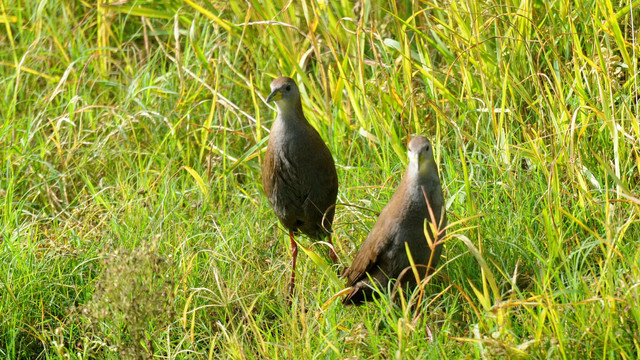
[262,76,339,301]
[342,136,447,305]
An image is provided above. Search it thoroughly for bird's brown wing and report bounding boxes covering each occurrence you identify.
[342,184,406,286]
[261,142,276,198]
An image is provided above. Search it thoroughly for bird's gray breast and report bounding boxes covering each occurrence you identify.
[265,124,314,218]
[388,179,445,272]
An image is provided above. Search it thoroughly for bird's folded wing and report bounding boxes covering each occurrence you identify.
[342,207,397,285]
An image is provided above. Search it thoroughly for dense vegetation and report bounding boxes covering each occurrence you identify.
[1,0,639,358]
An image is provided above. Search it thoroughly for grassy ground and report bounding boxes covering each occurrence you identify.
[1,0,640,358]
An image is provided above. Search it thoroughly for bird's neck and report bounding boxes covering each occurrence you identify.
[276,100,306,125]
[270,103,309,144]
[404,164,440,198]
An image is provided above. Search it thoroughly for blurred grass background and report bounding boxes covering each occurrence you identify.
[1,0,639,358]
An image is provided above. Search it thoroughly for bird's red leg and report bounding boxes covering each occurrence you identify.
[327,234,338,263]
[287,230,298,304]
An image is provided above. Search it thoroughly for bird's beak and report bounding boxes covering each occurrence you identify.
[266,89,282,103]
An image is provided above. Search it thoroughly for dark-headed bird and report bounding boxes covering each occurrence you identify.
[342,136,446,305]
[262,77,339,301]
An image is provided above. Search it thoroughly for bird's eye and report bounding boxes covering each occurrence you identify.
[425,145,430,152]
[286,85,291,92]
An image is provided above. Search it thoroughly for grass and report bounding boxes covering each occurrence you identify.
[1,0,639,358]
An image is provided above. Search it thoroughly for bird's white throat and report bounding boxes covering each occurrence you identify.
[409,152,433,177]
[409,152,420,173]
[275,99,300,115]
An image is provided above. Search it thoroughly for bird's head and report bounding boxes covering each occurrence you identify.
[408,136,436,176]
[266,77,301,112]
